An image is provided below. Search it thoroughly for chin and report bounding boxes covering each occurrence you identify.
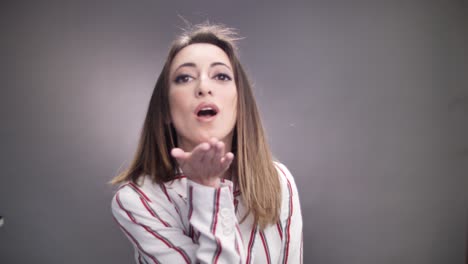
[178,128,234,150]
[197,134,220,142]
[197,131,230,142]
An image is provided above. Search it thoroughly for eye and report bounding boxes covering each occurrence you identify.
[214,73,232,81]
[174,74,193,84]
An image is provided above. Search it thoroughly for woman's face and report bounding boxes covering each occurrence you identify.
[168,43,238,152]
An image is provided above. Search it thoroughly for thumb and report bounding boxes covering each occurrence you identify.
[171,148,189,160]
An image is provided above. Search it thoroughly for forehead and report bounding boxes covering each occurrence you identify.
[170,43,232,71]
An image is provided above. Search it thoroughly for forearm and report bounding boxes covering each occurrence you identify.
[187,179,245,263]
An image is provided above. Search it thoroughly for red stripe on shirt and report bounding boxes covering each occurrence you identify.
[212,188,223,263]
[188,186,194,220]
[246,225,258,264]
[212,189,221,233]
[129,182,152,202]
[159,183,184,222]
[159,184,173,203]
[112,215,161,264]
[139,197,171,227]
[116,193,191,263]
[276,165,293,264]
[276,222,283,241]
[125,184,171,228]
[234,235,240,257]
[236,224,245,245]
[140,224,191,263]
[187,186,195,242]
[260,230,272,264]
[213,237,223,264]
[174,175,187,180]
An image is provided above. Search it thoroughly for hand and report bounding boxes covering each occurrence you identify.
[170,138,234,188]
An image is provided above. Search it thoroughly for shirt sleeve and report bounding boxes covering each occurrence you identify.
[276,163,304,264]
[111,180,245,264]
[187,179,246,263]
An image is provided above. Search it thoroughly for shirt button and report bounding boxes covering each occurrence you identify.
[223,227,233,236]
[222,217,233,227]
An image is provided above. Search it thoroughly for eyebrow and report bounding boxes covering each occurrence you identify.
[173,62,232,72]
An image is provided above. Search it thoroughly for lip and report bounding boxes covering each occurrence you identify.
[194,102,220,122]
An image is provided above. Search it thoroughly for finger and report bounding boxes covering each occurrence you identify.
[170,148,190,169]
[204,147,217,165]
[171,148,190,160]
[220,152,234,169]
[191,142,210,164]
[214,141,224,164]
[203,139,219,164]
[203,138,219,163]
[209,137,218,147]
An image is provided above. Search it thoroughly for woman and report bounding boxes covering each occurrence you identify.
[111,22,303,264]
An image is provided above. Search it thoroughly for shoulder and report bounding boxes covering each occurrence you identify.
[273,161,297,188]
[111,182,148,212]
[111,176,188,229]
[273,162,301,216]
[110,176,169,213]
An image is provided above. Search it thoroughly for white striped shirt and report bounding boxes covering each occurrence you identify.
[111,162,303,263]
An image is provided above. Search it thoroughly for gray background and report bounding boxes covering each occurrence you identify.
[1,0,467,263]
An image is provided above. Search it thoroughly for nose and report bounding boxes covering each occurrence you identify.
[195,75,212,97]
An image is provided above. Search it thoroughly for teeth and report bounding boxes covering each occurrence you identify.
[201,107,213,111]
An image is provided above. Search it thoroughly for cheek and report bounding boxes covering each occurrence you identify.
[229,89,238,113]
[230,96,238,115]
[224,89,238,120]
[168,90,189,121]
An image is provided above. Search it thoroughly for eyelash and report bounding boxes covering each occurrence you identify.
[214,73,232,81]
[173,73,232,84]
[174,74,192,84]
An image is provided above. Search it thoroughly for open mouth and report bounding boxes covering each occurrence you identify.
[197,107,218,117]
[195,103,219,120]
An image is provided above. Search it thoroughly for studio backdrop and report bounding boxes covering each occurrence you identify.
[0,1,467,263]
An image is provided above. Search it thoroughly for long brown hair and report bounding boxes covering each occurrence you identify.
[111,22,281,228]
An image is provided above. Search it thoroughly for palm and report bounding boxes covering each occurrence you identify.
[171,138,234,188]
